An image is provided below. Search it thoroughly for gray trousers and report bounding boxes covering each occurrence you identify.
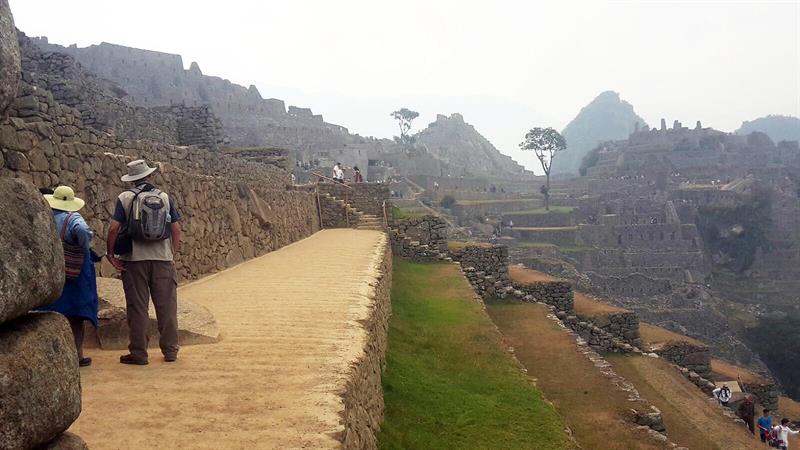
[121,260,179,359]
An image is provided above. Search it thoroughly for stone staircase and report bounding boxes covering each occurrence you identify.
[320,193,385,231]
[357,214,385,231]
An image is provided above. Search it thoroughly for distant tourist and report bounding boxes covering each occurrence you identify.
[39,186,100,368]
[290,173,296,185]
[106,160,182,365]
[712,384,732,407]
[353,166,364,183]
[508,219,514,229]
[332,162,344,183]
[772,418,799,450]
[737,394,755,434]
[759,409,774,444]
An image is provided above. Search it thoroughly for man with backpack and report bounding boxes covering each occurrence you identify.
[106,160,182,365]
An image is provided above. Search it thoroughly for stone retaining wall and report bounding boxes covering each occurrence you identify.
[450,245,510,298]
[513,279,574,312]
[583,311,641,348]
[340,234,392,449]
[1,81,320,281]
[741,382,779,412]
[389,215,447,261]
[650,341,712,378]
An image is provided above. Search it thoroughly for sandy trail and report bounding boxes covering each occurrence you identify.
[69,229,386,450]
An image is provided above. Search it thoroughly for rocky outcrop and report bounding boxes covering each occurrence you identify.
[0,0,19,113]
[0,167,64,325]
[0,313,81,449]
[85,278,219,350]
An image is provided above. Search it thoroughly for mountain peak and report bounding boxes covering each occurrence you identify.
[551,91,646,175]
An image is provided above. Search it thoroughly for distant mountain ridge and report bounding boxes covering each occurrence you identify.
[736,115,800,143]
[552,91,647,175]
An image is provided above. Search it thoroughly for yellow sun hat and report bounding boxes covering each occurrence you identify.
[44,186,85,212]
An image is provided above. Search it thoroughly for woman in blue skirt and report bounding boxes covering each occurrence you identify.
[40,186,100,367]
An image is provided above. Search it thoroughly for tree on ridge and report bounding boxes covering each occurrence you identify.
[519,127,567,211]
[390,108,419,149]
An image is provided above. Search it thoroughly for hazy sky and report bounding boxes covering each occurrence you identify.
[10,0,800,170]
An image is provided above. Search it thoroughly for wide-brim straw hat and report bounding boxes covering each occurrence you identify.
[121,159,158,182]
[44,185,85,212]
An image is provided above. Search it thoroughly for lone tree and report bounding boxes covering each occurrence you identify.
[390,108,419,149]
[519,127,566,211]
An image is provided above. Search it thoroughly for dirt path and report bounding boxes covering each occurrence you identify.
[69,229,387,449]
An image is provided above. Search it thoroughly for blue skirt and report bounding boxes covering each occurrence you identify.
[38,251,99,328]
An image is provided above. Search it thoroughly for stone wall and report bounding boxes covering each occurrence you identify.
[18,33,224,150]
[450,245,510,298]
[340,234,391,449]
[581,311,641,348]
[741,382,779,412]
[317,182,389,216]
[389,215,449,262]
[1,80,320,281]
[512,279,574,312]
[586,271,672,298]
[650,341,712,378]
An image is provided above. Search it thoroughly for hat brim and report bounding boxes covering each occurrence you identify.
[45,195,85,212]
[121,166,157,182]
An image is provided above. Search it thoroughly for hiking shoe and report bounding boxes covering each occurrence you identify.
[164,354,178,362]
[119,354,148,365]
[78,357,92,367]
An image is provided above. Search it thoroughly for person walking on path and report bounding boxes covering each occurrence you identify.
[773,418,799,450]
[758,409,774,444]
[737,394,756,434]
[39,186,100,367]
[106,160,182,365]
[713,384,732,407]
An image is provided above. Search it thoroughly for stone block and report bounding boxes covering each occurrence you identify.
[86,278,219,350]
[39,432,89,450]
[0,178,64,324]
[0,312,81,449]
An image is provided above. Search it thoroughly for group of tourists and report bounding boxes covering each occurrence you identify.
[39,159,181,367]
[712,385,798,449]
[332,162,363,183]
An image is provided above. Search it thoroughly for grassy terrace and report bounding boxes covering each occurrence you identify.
[488,303,664,450]
[379,260,566,449]
[639,322,705,347]
[446,240,493,252]
[504,206,576,215]
[455,198,541,206]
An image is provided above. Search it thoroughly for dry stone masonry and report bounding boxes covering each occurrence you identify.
[650,341,712,378]
[389,215,448,261]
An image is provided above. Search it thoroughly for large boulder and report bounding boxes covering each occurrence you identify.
[38,432,89,450]
[86,278,219,350]
[0,0,20,113]
[0,178,64,324]
[0,312,81,449]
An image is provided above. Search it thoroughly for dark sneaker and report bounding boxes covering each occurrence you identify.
[119,354,148,365]
[78,357,92,367]
[164,354,178,362]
